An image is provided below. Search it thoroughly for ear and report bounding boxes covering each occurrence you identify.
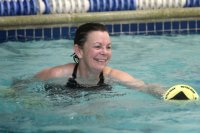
[74,44,83,59]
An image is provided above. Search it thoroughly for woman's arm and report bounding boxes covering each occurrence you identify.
[34,64,74,80]
[34,68,52,80]
[108,68,165,98]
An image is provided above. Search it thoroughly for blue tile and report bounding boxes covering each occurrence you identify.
[122,24,129,32]
[26,29,33,37]
[155,22,163,31]
[138,23,146,32]
[8,30,17,41]
[188,20,196,33]
[61,27,69,39]
[130,23,137,33]
[17,29,26,41]
[105,24,113,34]
[197,20,200,29]
[113,24,121,33]
[26,29,34,41]
[146,23,155,35]
[189,20,196,29]
[0,30,7,43]
[172,21,179,30]
[171,21,180,34]
[164,22,171,30]
[70,27,77,39]
[44,28,52,40]
[53,27,60,40]
[180,21,187,29]
[188,21,197,34]
[35,29,43,40]
[147,23,154,31]
[164,21,171,34]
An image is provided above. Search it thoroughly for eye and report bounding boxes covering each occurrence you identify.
[107,45,112,49]
[94,45,101,49]
[106,43,112,50]
[93,42,102,49]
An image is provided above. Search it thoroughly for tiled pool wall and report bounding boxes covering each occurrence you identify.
[1,0,200,42]
[1,19,200,42]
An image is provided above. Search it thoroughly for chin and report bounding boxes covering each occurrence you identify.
[93,63,106,71]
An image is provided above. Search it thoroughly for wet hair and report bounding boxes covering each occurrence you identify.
[72,23,108,63]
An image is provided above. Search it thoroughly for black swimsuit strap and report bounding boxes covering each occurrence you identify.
[72,63,104,85]
[72,63,79,79]
[97,72,104,85]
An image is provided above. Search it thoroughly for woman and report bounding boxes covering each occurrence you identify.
[35,23,165,97]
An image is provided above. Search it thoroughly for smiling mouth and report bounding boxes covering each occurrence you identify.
[94,58,107,62]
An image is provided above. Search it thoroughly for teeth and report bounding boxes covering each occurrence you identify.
[97,59,106,62]
[94,57,108,62]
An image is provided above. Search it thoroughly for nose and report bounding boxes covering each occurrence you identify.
[100,47,108,54]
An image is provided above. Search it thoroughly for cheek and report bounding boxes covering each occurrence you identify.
[88,49,98,56]
[108,51,112,59]
[83,49,96,60]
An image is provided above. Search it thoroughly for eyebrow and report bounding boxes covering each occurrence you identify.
[93,42,112,45]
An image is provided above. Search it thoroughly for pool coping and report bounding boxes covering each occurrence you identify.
[0,7,200,29]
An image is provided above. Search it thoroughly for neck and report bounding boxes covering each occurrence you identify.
[76,63,102,85]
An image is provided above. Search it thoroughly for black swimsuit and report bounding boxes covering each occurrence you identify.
[65,63,111,90]
[45,63,111,94]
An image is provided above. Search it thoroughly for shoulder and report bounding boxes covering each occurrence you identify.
[103,66,145,87]
[35,63,75,80]
[104,67,133,81]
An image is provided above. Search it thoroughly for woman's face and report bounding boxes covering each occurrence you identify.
[80,31,112,72]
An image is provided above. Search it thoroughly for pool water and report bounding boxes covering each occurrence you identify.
[1,35,200,132]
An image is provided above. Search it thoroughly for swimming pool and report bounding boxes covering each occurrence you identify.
[1,34,200,132]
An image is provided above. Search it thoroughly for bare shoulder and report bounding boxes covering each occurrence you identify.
[103,66,145,87]
[104,67,134,81]
[35,63,75,80]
